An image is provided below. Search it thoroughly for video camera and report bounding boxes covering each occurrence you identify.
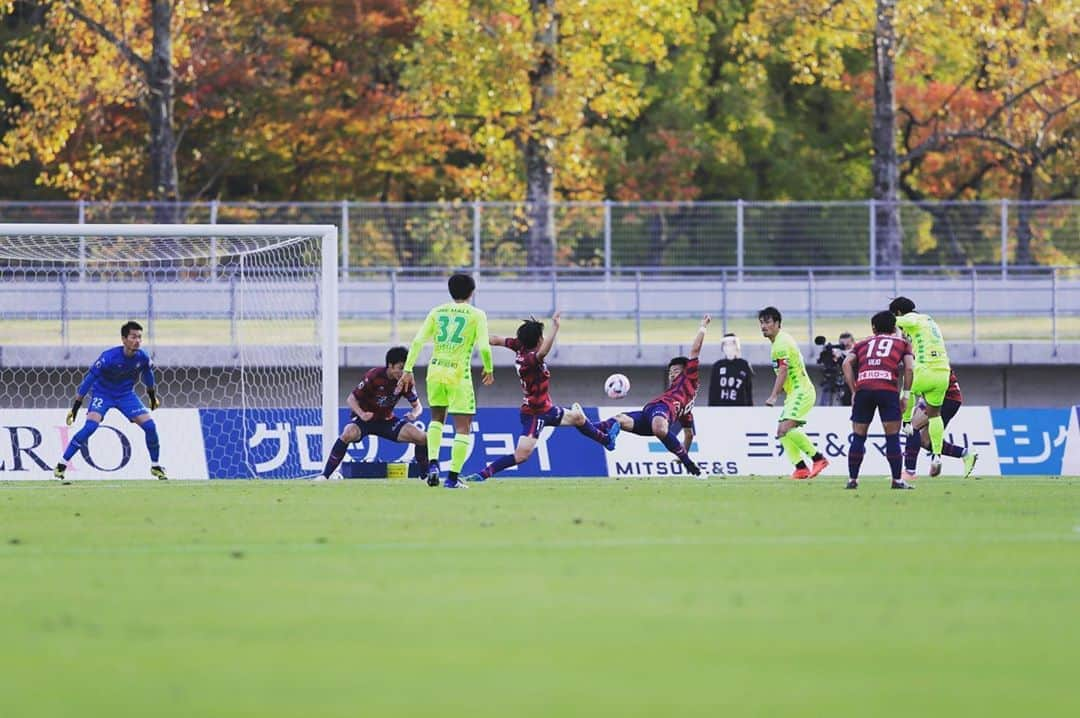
[814,335,850,405]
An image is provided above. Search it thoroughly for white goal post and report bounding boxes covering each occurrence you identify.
[0,223,339,479]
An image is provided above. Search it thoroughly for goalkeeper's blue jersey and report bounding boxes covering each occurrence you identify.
[78,346,156,398]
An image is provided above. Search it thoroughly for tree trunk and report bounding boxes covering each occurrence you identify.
[1015,164,1036,266]
[871,0,902,269]
[149,0,179,222]
[524,0,557,268]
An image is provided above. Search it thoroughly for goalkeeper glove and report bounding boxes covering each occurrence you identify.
[147,389,160,411]
[66,399,82,426]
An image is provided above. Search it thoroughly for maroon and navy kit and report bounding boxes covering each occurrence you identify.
[349,366,418,440]
[624,358,700,436]
[504,337,563,438]
[849,335,911,424]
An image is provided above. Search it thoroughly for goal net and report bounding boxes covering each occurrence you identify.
[0,223,339,479]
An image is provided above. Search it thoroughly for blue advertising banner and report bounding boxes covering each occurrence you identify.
[191,406,1077,479]
[990,408,1071,476]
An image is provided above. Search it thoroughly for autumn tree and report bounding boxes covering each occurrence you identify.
[399,0,699,266]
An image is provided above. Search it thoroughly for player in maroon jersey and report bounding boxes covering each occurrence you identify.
[841,311,915,489]
[903,368,977,479]
[463,311,612,482]
[597,315,711,477]
[316,346,428,479]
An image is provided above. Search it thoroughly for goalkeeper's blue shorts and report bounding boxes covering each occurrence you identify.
[87,392,149,420]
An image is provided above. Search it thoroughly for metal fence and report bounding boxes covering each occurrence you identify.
[1,199,1077,275]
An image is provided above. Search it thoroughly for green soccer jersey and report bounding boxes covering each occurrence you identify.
[404,301,493,384]
[770,330,811,395]
[895,312,949,369]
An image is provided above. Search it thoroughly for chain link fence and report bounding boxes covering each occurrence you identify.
[1,200,1077,274]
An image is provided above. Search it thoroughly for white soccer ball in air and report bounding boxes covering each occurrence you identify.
[604,373,631,399]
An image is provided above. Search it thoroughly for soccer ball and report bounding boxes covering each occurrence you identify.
[604,373,631,399]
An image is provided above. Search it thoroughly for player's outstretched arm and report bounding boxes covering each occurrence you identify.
[536,311,560,361]
[489,334,507,347]
[688,315,710,359]
[399,310,436,393]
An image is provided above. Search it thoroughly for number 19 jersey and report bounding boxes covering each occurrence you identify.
[405,301,494,385]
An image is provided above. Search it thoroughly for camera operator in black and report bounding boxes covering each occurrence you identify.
[815,332,854,406]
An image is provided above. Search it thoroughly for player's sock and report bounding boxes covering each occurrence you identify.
[901,400,915,424]
[450,434,470,474]
[778,433,803,466]
[140,420,160,463]
[426,420,443,466]
[848,433,866,479]
[904,428,922,472]
[787,427,817,462]
[928,415,945,454]
[596,418,617,435]
[885,433,903,481]
[575,420,607,445]
[481,454,517,479]
[941,441,965,458]
[322,438,349,477]
[658,431,697,472]
[62,419,99,462]
[414,441,429,467]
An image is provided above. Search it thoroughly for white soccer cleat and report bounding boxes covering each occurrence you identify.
[901,422,914,437]
[929,454,942,477]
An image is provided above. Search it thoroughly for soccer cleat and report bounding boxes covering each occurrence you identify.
[962,452,978,478]
[807,457,829,478]
[845,479,858,490]
[426,463,440,487]
[571,402,583,414]
[790,466,811,480]
[310,473,329,481]
[891,478,915,490]
[150,465,168,480]
[929,454,942,477]
[901,422,913,437]
[604,422,621,452]
[53,463,66,480]
[683,460,702,477]
[443,477,468,489]
[462,473,486,483]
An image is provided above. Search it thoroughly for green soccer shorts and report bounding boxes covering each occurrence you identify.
[427,377,476,416]
[779,387,816,424]
[910,365,950,407]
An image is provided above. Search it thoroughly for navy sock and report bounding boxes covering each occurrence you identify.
[597,418,616,435]
[414,442,429,466]
[885,433,902,481]
[63,419,100,462]
[575,420,607,445]
[941,440,965,458]
[481,453,518,479]
[848,433,866,480]
[141,420,160,463]
[904,428,922,472]
[322,438,349,477]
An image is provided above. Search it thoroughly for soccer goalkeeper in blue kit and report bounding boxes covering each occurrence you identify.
[55,321,167,480]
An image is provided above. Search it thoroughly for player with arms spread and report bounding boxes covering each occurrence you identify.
[841,311,915,489]
[54,320,166,480]
[598,315,710,477]
[398,273,494,489]
[463,312,613,482]
[316,346,428,480]
[902,368,977,480]
[760,306,829,479]
[889,296,951,469]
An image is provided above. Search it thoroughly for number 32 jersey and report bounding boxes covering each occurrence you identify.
[404,301,494,385]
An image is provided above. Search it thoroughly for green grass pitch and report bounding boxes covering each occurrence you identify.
[1,476,1078,718]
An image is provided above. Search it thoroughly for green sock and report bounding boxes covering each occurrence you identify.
[450,434,470,473]
[779,433,802,466]
[928,415,944,454]
[426,421,443,465]
[787,427,817,458]
[902,397,915,423]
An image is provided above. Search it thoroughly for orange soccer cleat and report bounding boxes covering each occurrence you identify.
[807,457,830,478]
[790,466,811,480]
